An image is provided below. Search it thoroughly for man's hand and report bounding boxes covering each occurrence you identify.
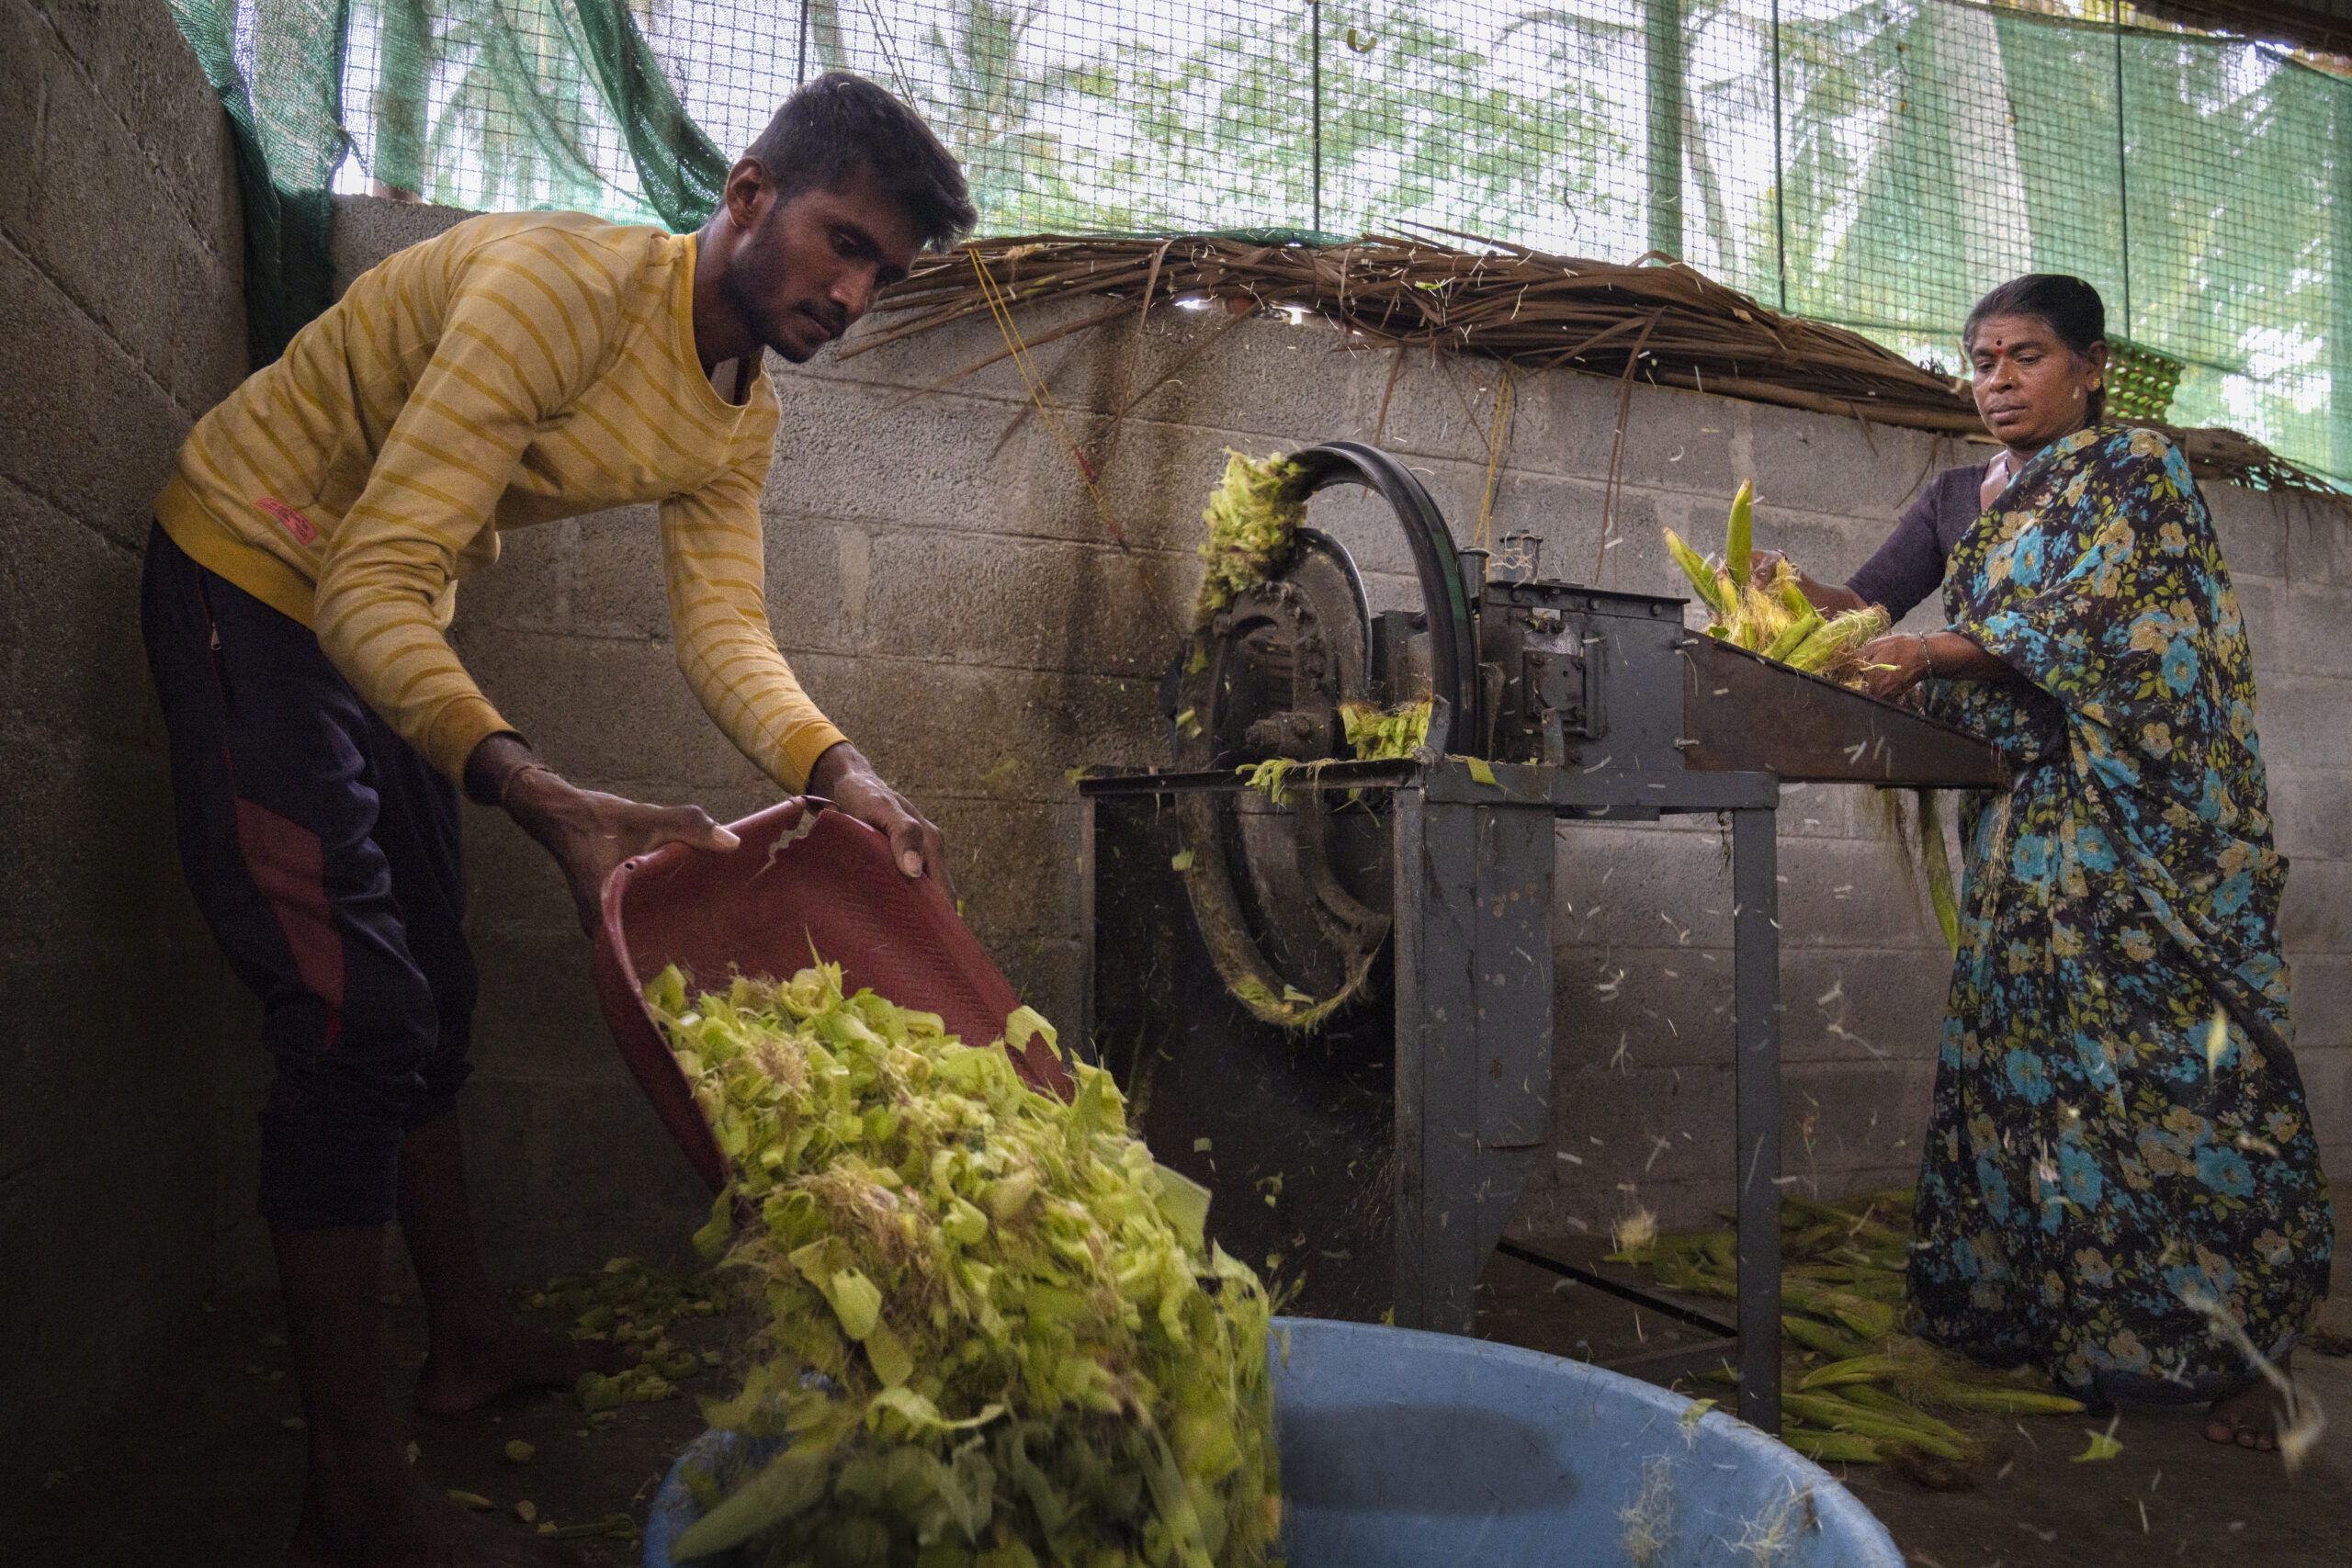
[808,741,950,890]
[466,735,739,933]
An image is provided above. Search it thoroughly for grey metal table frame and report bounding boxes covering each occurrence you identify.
[1079,754,1791,1432]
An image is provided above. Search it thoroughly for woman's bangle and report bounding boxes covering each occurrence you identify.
[1917,634,1938,681]
[498,761,558,812]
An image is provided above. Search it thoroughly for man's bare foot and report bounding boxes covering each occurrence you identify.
[413,1322,636,1416]
[288,1471,611,1566]
[2204,1366,2289,1451]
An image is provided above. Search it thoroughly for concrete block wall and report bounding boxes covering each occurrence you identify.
[320,201,2352,1286]
[0,0,247,1492]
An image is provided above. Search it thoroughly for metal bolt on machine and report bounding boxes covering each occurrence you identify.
[1075,443,2003,1433]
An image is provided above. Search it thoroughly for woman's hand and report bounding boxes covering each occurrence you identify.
[1860,632,1931,702]
[1752,550,1867,615]
[808,741,952,893]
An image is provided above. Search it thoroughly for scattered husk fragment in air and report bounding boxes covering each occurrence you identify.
[646,963,1281,1566]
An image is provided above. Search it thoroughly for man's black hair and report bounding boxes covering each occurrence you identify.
[743,73,977,251]
[1963,273,2109,422]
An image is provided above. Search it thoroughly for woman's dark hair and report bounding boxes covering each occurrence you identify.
[1963,274,2109,422]
[743,73,978,251]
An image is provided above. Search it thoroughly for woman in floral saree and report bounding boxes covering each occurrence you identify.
[1772,275,2332,1449]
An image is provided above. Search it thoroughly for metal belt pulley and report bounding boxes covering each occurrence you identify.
[1163,444,1477,1024]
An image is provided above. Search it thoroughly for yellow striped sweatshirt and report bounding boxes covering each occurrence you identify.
[154,210,846,790]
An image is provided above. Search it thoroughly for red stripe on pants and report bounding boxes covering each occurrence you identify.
[234,796,347,1030]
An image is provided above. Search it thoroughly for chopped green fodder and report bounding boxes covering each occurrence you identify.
[1193,451,1308,626]
[1340,699,1431,761]
[646,963,1281,1567]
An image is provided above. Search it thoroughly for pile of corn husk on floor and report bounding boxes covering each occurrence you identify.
[1663,482,1888,688]
[646,963,1281,1568]
[1614,1190,2086,1469]
[526,1257,730,1413]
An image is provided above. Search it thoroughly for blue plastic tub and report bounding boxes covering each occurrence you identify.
[645,1316,1903,1567]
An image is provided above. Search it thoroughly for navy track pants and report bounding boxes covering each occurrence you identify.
[141,524,475,1229]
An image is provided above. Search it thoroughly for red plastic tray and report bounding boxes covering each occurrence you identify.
[592,798,1074,1192]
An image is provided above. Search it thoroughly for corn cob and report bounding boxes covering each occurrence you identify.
[1781,1314,1870,1361]
[1780,1426,1881,1465]
[1724,479,1755,589]
[1663,526,1734,618]
[1832,1385,1968,1445]
[1781,1393,1971,1461]
[1918,1386,2089,1416]
[1761,607,1821,664]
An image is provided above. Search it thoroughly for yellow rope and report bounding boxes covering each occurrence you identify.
[1476,369,1515,550]
[969,251,1130,550]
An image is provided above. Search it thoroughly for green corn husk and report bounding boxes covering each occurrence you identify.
[1760,608,1822,665]
[1781,1314,1870,1361]
[1668,483,1896,689]
[1724,479,1754,589]
[1637,1190,2089,1467]
[1919,789,1961,956]
[1797,1351,1913,1391]
[1779,1426,1882,1465]
[1785,605,1892,681]
[1663,525,1734,618]
[1781,1284,1899,1343]
[1832,1385,1968,1445]
[647,964,1282,1568]
[1194,451,1308,626]
[1918,1386,2089,1416]
[1781,1393,1970,1461]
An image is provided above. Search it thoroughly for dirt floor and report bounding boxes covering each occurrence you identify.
[1478,1247,2352,1567]
[8,1251,2348,1567]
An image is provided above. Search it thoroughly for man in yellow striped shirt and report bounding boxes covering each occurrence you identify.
[141,74,973,1566]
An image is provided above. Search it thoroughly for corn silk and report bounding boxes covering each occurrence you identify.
[645,963,1281,1568]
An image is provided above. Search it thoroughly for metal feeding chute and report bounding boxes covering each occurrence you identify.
[1163,444,1475,1027]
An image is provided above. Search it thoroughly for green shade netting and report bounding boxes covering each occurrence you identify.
[166,0,728,363]
[164,1,2350,486]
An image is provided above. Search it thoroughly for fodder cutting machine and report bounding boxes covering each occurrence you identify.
[1076,443,2004,1429]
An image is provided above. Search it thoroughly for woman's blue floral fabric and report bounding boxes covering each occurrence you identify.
[1914,425,2332,1404]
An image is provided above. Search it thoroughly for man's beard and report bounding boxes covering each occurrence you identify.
[722,259,814,365]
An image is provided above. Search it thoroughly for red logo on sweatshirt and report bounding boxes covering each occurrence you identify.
[256,497,320,546]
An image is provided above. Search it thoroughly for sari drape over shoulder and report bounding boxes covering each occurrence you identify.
[1912,425,2332,1404]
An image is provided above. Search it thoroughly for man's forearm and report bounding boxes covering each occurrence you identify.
[806,739,869,799]
[462,731,542,807]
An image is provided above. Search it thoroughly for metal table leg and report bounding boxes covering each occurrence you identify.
[1391,790,1555,1331]
[1732,807,1781,1432]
